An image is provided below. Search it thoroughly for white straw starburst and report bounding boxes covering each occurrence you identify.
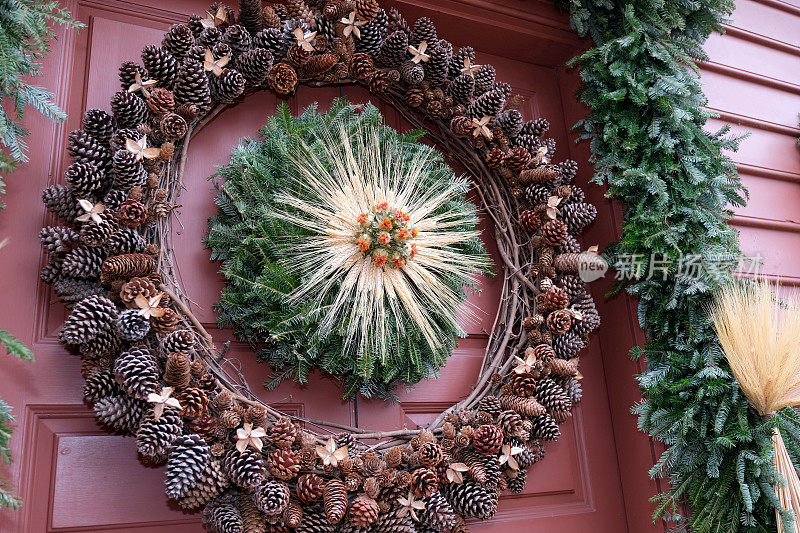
[270,113,490,366]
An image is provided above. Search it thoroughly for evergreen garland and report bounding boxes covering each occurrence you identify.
[559,0,800,530]
[206,100,490,400]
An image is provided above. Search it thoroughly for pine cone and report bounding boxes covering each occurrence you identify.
[111,91,147,129]
[67,129,112,172]
[42,184,81,222]
[349,52,374,80]
[509,373,537,397]
[224,447,267,489]
[449,115,472,138]
[378,30,408,67]
[60,247,106,279]
[546,309,571,335]
[177,457,229,510]
[146,87,175,115]
[270,417,297,448]
[112,149,147,190]
[163,329,195,352]
[93,395,144,434]
[60,295,117,344]
[448,73,475,105]
[297,473,324,502]
[518,209,541,232]
[354,9,387,57]
[562,202,597,234]
[174,60,212,111]
[151,307,180,333]
[212,68,246,103]
[82,109,114,142]
[222,24,252,58]
[235,48,274,86]
[83,369,120,403]
[178,386,209,418]
[114,308,150,340]
[424,40,450,87]
[119,61,146,91]
[505,145,531,171]
[282,501,303,528]
[399,59,423,85]
[410,467,438,498]
[79,214,117,247]
[267,62,298,95]
[496,410,523,438]
[160,23,193,59]
[254,27,289,58]
[101,253,156,284]
[442,481,497,519]
[468,87,505,119]
[539,219,567,247]
[323,479,348,524]
[142,45,179,89]
[254,480,290,516]
[136,406,182,458]
[530,414,560,441]
[409,17,437,46]
[119,276,158,306]
[64,162,105,197]
[348,494,379,528]
[114,345,159,399]
[500,394,545,417]
[116,199,147,227]
[267,448,301,480]
[202,499,243,533]
[238,0,263,35]
[417,441,443,468]
[166,434,210,499]
[367,69,391,94]
[302,53,338,78]
[471,425,503,455]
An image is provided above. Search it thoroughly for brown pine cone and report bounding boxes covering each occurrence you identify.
[267,63,298,95]
[472,424,504,455]
[117,199,148,227]
[546,309,572,335]
[164,352,191,388]
[344,472,362,491]
[349,494,379,528]
[302,53,338,77]
[151,307,179,333]
[450,115,472,137]
[283,501,302,528]
[212,389,234,410]
[405,87,425,108]
[323,479,348,524]
[177,386,208,418]
[425,99,443,120]
[496,410,523,438]
[509,373,537,397]
[410,467,438,498]
[417,441,443,468]
[355,0,379,20]
[485,147,505,169]
[119,276,158,307]
[363,476,380,499]
[360,454,385,477]
[532,343,555,360]
[475,411,494,425]
[270,416,297,449]
[160,112,188,140]
[522,315,544,331]
[542,286,569,310]
[244,405,267,429]
[268,448,301,480]
[286,45,311,67]
[187,412,218,442]
[395,469,412,488]
[175,103,200,121]
[546,357,579,376]
[501,395,546,417]
[506,146,532,171]
[349,53,374,81]
[368,70,391,94]
[384,446,402,468]
[296,473,324,502]
[519,166,559,185]
[540,219,568,247]
[220,409,242,429]
[519,209,541,231]
[147,88,175,115]
[101,253,155,284]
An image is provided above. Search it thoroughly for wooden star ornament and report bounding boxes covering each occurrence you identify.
[201,6,227,28]
[76,199,105,224]
[315,437,348,467]
[471,116,493,140]
[135,292,165,319]
[203,48,230,77]
[127,70,157,98]
[340,11,367,39]
[236,422,267,452]
[397,491,425,521]
[499,443,525,470]
[408,41,431,64]
[147,387,181,421]
[446,462,470,484]
[460,57,482,76]
[513,351,536,374]
[125,135,161,161]
[294,27,318,52]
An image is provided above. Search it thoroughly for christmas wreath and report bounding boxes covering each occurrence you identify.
[206,101,490,399]
[38,1,602,531]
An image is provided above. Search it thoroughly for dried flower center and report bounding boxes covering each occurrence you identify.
[354,202,418,269]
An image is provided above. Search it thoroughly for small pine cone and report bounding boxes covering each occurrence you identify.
[410,467,438,498]
[449,115,472,137]
[119,61,146,91]
[449,45,474,79]
[296,473,324,502]
[545,357,579,376]
[117,199,148,227]
[360,454,385,477]
[542,286,569,310]
[409,16,437,46]
[59,295,117,345]
[519,210,541,232]
[245,405,268,429]
[349,52,374,80]
[190,359,206,379]
[111,90,147,129]
[235,48,274,86]
[344,472,362,492]
[355,0,379,20]
[187,413,218,443]
[59,247,105,280]
[267,448,301,480]
[302,53,338,78]
[82,109,114,142]
[519,166,559,186]
[150,308,180,333]
[475,411,494,425]
[220,409,242,429]
[267,62,298,95]
[477,396,502,416]
[178,387,209,418]
[323,479,348,524]
[270,417,297,448]
[212,68,246,104]
[546,309,571,335]
[165,434,210,499]
[349,494,379,528]
[225,447,267,489]
[531,343,555,361]
[405,87,425,108]
[384,446,403,468]
[367,69,391,94]
[114,308,150,341]
[94,395,144,434]
[67,129,112,172]
[506,145,531,171]
[496,410,523,438]
[286,45,311,68]
[484,147,505,169]
[539,219,568,247]
[159,112,188,140]
[500,395,546,417]
[212,390,234,412]
[64,162,105,197]
[417,441,443,468]
[147,87,175,115]
[363,476,381,499]
[509,373,537,397]
[399,59,423,85]
[535,376,572,413]
[254,480,290,516]
[119,276,158,307]
[530,414,560,441]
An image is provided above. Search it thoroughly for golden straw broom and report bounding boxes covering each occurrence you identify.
[710,280,800,532]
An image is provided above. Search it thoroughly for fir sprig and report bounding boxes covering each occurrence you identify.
[559,0,798,530]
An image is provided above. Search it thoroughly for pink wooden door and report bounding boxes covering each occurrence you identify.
[0,1,664,532]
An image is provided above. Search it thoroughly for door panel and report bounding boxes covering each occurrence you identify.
[0,1,644,531]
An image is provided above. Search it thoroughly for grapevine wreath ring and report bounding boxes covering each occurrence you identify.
[39,1,604,531]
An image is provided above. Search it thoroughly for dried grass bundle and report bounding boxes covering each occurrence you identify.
[710,280,800,531]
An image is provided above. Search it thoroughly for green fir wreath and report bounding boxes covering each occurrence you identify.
[205,100,491,399]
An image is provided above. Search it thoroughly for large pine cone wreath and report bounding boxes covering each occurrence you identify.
[40,1,601,531]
